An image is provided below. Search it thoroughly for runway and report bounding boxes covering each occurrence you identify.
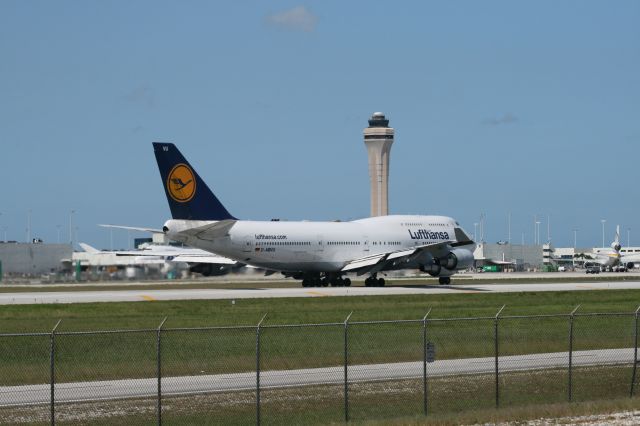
[0,280,639,305]
[0,347,632,407]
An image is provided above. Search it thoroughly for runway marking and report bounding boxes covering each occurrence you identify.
[141,295,157,301]
[305,291,329,297]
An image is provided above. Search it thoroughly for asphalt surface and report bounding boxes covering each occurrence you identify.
[0,348,633,407]
[0,280,639,304]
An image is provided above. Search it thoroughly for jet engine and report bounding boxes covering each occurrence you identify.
[420,261,441,277]
[626,262,635,270]
[611,242,621,252]
[441,249,474,271]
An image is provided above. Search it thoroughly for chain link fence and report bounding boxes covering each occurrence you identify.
[1,307,640,425]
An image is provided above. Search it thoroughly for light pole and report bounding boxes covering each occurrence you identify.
[26,209,32,243]
[572,228,578,249]
[628,228,631,248]
[535,221,541,246]
[69,210,75,247]
[473,223,478,242]
[56,225,61,244]
[547,214,550,244]
[601,219,606,248]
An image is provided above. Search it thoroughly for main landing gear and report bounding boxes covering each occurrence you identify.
[438,277,451,285]
[301,273,351,287]
[365,274,385,287]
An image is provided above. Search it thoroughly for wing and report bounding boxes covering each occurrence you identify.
[169,254,237,265]
[341,241,452,276]
[114,247,238,265]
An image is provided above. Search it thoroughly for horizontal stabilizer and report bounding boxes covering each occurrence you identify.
[99,224,164,234]
[174,220,237,241]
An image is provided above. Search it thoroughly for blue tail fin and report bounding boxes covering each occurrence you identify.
[153,142,236,221]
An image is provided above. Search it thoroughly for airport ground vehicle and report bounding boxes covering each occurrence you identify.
[586,265,601,274]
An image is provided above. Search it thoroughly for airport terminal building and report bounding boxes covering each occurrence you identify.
[0,242,72,276]
[473,243,544,271]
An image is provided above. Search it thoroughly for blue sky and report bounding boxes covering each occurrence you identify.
[1,1,638,249]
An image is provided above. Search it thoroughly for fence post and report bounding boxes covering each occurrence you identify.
[568,305,580,402]
[422,308,431,416]
[344,311,353,423]
[256,313,267,426]
[631,306,640,397]
[157,317,167,426]
[494,305,505,408]
[50,320,61,426]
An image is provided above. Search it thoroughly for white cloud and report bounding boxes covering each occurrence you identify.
[266,6,317,32]
[124,86,155,108]
[483,113,518,126]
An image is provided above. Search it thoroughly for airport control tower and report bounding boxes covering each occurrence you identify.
[363,112,394,217]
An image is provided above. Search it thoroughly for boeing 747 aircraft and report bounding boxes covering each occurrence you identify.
[153,143,475,287]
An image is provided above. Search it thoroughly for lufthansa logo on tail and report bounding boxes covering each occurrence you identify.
[167,163,196,202]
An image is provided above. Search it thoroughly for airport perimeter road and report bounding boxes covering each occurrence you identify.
[0,348,633,407]
[0,281,640,304]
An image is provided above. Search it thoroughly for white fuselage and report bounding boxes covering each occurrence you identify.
[164,215,467,273]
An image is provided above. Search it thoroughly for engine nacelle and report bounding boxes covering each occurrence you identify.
[611,242,621,251]
[420,261,441,277]
[441,249,475,271]
[626,262,635,270]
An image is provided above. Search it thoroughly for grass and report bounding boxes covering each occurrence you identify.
[1,290,640,386]
[2,366,639,425]
[2,288,640,332]
[0,289,639,426]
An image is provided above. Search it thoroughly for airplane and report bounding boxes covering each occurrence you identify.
[150,142,476,287]
[77,241,240,276]
[620,252,640,270]
[585,225,623,271]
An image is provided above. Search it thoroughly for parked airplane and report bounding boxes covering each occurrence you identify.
[587,225,623,271]
[78,242,240,276]
[151,143,475,287]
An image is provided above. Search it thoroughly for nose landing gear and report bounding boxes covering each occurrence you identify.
[438,276,451,285]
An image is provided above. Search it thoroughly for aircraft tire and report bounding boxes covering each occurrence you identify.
[377,278,385,287]
[344,278,351,287]
[439,277,451,285]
